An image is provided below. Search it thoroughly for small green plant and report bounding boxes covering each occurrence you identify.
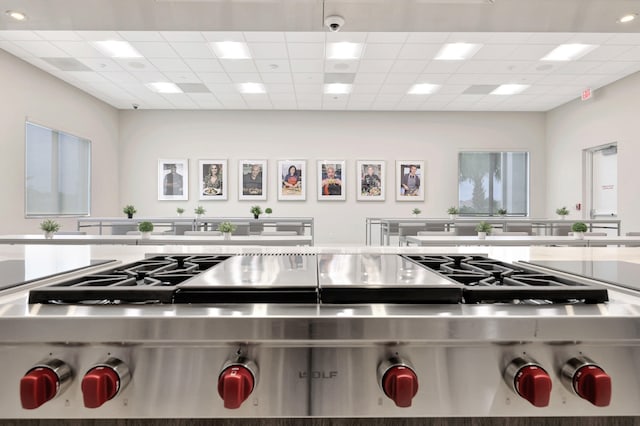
[138,221,154,233]
[497,208,507,216]
[217,221,237,233]
[265,207,273,214]
[556,206,570,216]
[412,208,421,215]
[447,206,459,215]
[176,207,185,215]
[123,205,137,217]
[194,206,206,215]
[475,221,492,234]
[250,205,263,218]
[40,219,61,233]
[571,222,588,233]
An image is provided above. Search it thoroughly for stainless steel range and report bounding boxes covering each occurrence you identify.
[1,250,640,419]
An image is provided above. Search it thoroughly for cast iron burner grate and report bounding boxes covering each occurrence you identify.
[28,255,231,304]
[403,255,608,304]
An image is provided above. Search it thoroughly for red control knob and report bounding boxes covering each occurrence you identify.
[20,367,59,409]
[514,365,552,407]
[218,365,255,409]
[574,365,611,407]
[81,366,120,408]
[382,365,419,408]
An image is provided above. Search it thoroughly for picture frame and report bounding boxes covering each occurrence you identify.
[278,160,306,201]
[356,160,385,201]
[198,159,227,201]
[158,159,188,201]
[238,160,267,201]
[317,160,346,201]
[396,160,424,201]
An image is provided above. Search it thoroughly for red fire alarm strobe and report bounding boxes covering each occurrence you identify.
[581,88,593,101]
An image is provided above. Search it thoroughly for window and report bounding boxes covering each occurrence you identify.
[25,122,91,216]
[458,151,529,216]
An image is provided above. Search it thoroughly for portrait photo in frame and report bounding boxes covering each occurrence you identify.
[198,159,227,201]
[317,160,346,201]
[238,160,267,201]
[158,159,188,201]
[356,160,385,201]
[278,160,306,201]
[396,160,424,201]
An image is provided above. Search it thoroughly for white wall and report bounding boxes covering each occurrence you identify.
[0,50,120,234]
[119,110,546,244]
[546,71,640,233]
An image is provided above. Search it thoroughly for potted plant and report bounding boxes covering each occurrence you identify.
[194,206,206,218]
[447,206,459,220]
[556,206,570,219]
[264,207,273,217]
[40,219,60,239]
[497,208,507,216]
[250,205,263,219]
[176,207,185,216]
[571,222,588,239]
[138,221,154,239]
[412,208,421,217]
[123,205,137,219]
[217,221,236,240]
[475,221,492,239]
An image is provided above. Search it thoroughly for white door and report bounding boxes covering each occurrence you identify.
[585,144,617,219]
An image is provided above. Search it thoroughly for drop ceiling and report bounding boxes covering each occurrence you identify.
[1,0,639,111]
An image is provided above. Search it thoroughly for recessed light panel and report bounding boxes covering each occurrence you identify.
[540,44,598,61]
[408,83,440,94]
[327,42,363,60]
[490,84,530,95]
[618,13,637,23]
[324,83,352,94]
[5,10,26,21]
[238,83,266,94]
[210,41,251,59]
[91,40,142,58]
[435,43,482,60]
[145,82,183,94]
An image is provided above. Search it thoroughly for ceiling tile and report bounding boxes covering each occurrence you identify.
[265,84,295,94]
[293,73,323,84]
[67,71,109,83]
[215,94,248,108]
[287,43,324,59]
[255,59,291,73]
[201,32,245,42]
[129,71,167,83]
[362,44,403,60]
[290,59,324,73]
[130,42,179,58]
[248,42,289,59]
[204,83,238,94]
[0,31,42,41]
[118,31,165,42]
[12,41,69,57]
[507,44,557,60]
[0,41,30,57]
[605,33,640,45]
[384,73,418,84]
[422,60,463,74]
[324,60,359,73]
[41,57,92,71]
[76,31,123,41]
[51,41,104,58]
[472,44,519,60]
[101,71,140,84]
[285,32,325,43]
[33,31,82,41]
[351,84,383,94]
[357,60,394,73]
[397,44,441,60]
[115,58,158,72]
[160,32,205,42]
[220,59,258,73]
[197,73,231,83]
[612,46,640,61]
[326,32,368,43]
[390,60,428,73]
[294,83,323,93]
[354,73,387,84]
[378,84,411,94]
[170,42,214,59]
[163,71,201,83]
[164,93,199,108]
[522,33,574,44]
[185,58,223,72]
[149,58,191,71]
[228,72,262,83]
[260,73,293,83]
[77,58,124,72]
[243,32,285,42]
[366,32,409,43]
[581,45,633,61]
[405,33,450,43]
[188,93,222,108]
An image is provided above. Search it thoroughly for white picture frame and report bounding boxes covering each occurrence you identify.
[357,160,385,201]
[396,160,425,201]
[238,160,267,201]
[317,160,346,201]
[198,159,227,201]
[278,160,306,201]
[158,159,188,201]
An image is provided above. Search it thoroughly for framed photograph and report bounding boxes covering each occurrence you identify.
[158,159,188,201]
[317,160,346,201]
[198,159,227,201]
[239,160,267,201]
[278,160,306,201]
[357,160,385,201]
[396,160,424,201]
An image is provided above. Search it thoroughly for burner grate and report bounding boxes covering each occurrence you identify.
[403,255,608,304]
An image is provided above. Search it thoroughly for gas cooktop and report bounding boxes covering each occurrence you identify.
[27,254,609,305]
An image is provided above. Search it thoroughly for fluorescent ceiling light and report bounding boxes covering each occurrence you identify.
[618,13,637,23]
[327,42,363,60]
[5,10,26,21]
[435,43,482,60]
[238,82,266,94]
[145,82,183,94]
[408,83,440,95]
[91,40,142,58]
[210,41,251,59]
[324,83,352,94]
[540,44,598,61]
[490,84,530,95]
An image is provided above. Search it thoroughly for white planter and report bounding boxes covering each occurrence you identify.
[477,232,487,239]
[140,231,151,239]
[449,214,457,220]
[223,232,231,240]
[412,213,419,217]
[559,215,567,220]
[44,231,54,239]
[573,232,584,240]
